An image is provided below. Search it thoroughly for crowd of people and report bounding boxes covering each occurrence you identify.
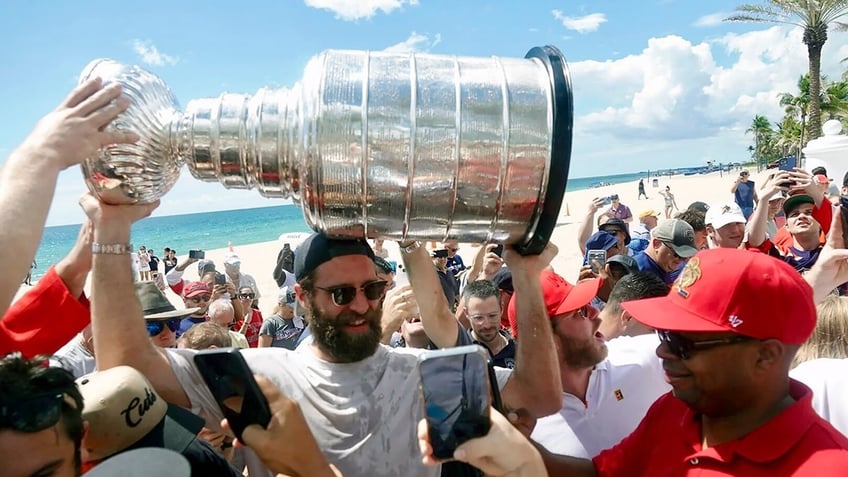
[1,76,848,477]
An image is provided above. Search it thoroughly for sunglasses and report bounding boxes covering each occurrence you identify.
[237,293,256,300]
[0,392,75,432]
[188,294,212,303]
[146,318,182,337]
[447,247,459,252]
[661,242,683,260]
[657,330,755,360]
[315,280,388,306]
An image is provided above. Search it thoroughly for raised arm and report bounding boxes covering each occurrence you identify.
[80,194,192,408]
[399,241,460,348]
[577,198,605,256]
[0,219,95,357]
[746,172,788,247]
[499,243,563,417]
[804,210,848,304]
[0,79,136,316]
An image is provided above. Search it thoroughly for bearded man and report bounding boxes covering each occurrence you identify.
[84,188,562,477]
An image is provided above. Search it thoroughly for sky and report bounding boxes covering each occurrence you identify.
[1,0,847,226]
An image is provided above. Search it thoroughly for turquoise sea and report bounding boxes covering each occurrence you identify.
[33,171,649,280]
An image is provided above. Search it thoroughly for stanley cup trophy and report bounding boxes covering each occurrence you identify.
[80,46,573,254]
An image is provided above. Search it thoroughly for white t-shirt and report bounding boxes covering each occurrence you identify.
[790,358,848,437]
[51,338,96,379]
[165,344,512,477]
[531,333,669,458]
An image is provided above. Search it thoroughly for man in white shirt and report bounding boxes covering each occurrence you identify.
[82,194,562,477]
[790,358,848,437]
[510,270,670,458]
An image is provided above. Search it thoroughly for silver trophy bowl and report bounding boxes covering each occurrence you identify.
[79,46,573,254]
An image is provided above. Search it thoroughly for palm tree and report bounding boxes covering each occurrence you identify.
[726,1,848,140]
[775,116,804,156]
[746,115,773,171]
[779,75,810,154]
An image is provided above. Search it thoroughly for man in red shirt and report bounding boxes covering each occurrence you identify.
[538,248,848,476]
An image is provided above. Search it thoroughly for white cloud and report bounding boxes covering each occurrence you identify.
[304,0,418,21]
[564,26,847,175]
[693,12,728,28]
[383,32,441,53]
[131,40,178,66]
[551,10,607,34]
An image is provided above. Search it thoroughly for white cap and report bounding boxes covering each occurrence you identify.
[705,202,747,229]
[224,252,241,266]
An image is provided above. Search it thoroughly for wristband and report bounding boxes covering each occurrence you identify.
[398,241,421,254]
[91,243,133,255]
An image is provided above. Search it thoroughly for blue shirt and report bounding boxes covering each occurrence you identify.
[734,180,756,208]
[634,252,674,285]
[178,316,206,337]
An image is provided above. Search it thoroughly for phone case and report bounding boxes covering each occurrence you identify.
[418,345,492,460]
[193,349,272,440]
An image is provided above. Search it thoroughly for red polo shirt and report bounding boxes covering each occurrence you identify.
[1,266,91,357]
[593,380,848,476]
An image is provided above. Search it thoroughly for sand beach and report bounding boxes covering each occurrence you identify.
[169,167,770,318]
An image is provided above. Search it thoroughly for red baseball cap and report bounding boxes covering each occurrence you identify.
[183,281,211,298]
[621,248,816,344]
[507,270,601,337]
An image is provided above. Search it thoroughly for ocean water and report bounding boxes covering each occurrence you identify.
[33,170,650,280]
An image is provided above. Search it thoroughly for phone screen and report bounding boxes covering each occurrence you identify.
[492,244,504,257]
[419,345,492,460]
[215,272,227,286]
[587,250,607,274]
[193,349,272,440]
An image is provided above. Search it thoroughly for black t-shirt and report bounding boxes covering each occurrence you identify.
[473,331,516,369]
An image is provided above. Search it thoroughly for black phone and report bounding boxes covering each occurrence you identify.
[193,349,272,441]
[840,196,848,248]
[418,345,492,460]
[215,272,227,286]
[188,249,205,260]
[492,244,504,257]
[433,249,449,258]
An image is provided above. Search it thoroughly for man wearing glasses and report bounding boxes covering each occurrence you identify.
[540,248,848,475]
[0,353,85,477]
[177,282,213,337]
[462,280,516,368]
[510,269,669,459]
[633,219,698,285]
[84,183,562,477]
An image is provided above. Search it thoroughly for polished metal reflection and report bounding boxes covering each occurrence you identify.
[80,49,564,245]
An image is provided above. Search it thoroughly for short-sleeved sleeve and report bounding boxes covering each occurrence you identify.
[164,348,226,431]
[259,317,278,336]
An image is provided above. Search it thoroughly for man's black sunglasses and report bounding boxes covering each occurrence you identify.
[146,318,182,337]
[237,293,256,300]
[315,280,388,307]
[0,392,75,432]
[657,330,756,360]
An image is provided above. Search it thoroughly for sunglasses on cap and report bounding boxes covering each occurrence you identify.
[146,318,182,337]
[0,392,77,433]
[236,292,256,300]
[657,330,756,360]
[315,280,388,307]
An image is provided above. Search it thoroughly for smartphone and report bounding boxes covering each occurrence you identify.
[419,345,492,460]
[602,196,612,206]
[193,349,272,441]
[587,249,607,274]
[215,272,227,286]
[840,196,848,248]
[433,249,449,258]
[188,249,205,260]
[492,244,504,257]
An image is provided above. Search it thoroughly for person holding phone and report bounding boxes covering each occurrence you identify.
[82,187,562,477]
[731,170,758,220]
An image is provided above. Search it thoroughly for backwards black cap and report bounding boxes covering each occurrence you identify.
[294,233,375,280]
